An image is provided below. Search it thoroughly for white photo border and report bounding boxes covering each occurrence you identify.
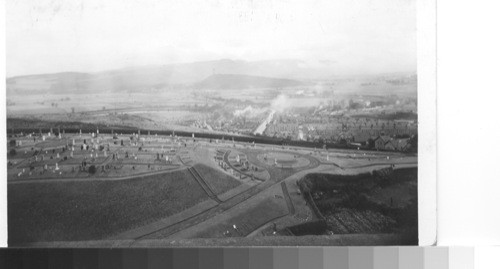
[417,0,437,246]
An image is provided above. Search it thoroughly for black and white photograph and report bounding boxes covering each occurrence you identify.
[4,0,423,247]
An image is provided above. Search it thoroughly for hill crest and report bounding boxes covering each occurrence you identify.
[195,74,302,89]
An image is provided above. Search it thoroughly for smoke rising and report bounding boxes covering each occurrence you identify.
[270,93,327,112]
[233,105,267,118]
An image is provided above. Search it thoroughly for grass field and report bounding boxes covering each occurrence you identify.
[193,197,288,238]
[243,149,302,182]
[8,169,209,244]
[192,163,242,195]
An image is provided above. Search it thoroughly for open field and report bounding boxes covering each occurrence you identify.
[192,198,289,238]
[8,169,210,244]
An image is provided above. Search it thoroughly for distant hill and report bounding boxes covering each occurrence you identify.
[6,59,417,95]
[195,74,303,89]
[6,72,92,95]
[7,59,312,95]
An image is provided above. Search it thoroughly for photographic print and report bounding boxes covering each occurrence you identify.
[5,0,421,246]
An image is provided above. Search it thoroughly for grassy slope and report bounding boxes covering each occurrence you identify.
[8,169,209,243]
[193,163,242,195]
[193,198,288,238]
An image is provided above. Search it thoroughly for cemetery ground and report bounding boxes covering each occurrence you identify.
[7,132,418,246]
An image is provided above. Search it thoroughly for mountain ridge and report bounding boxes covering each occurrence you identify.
[6,59,311,94]
[195,74,303,89]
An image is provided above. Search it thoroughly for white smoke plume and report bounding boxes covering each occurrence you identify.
[233,105,267,118]
[270,94,292,113]
[270,93,326,112]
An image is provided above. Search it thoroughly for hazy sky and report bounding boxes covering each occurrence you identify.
[6,0,416,77]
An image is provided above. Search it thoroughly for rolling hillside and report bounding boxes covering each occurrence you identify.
[195,74,303,89]
[6,59,311,95]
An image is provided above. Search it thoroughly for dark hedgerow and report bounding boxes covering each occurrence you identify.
[88,165,97,175]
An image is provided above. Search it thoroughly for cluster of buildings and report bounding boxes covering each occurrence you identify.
[371,135,413,151]
[264,114,417,146]
[206,115,264,135]
[256,112,417,152]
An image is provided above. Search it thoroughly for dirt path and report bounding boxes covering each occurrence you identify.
[188,166,222,203]
[164,161,418,240]
[281,181,295,215]
[134,178,277,239]
[109,199,219,240]
[159,164,329,239]
[321,162,418,169]
[121,150,320,240]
